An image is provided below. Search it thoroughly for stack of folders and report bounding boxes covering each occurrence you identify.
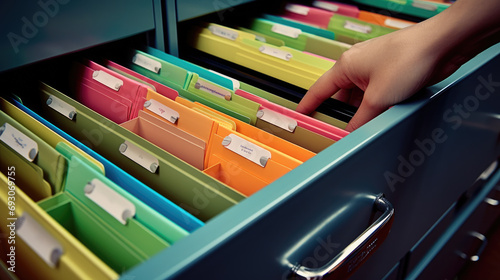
[1,43,353,278]
[190,1,419,90]
[0,98,197,279]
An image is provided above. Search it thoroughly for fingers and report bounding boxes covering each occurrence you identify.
[296,65,349,114]
[345,88,387,132]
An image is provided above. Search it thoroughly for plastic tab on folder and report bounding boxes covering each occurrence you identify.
[0,110,67,195]
[16,212,64,268]
[105,60,179,100]
[312,0,360,18]
[328,14,395,44]
[283,3,334,29]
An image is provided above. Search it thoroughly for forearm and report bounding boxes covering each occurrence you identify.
[418,0,500,62]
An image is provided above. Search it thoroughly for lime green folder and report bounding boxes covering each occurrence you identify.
[248,18,351,60]
[327,14,395,44]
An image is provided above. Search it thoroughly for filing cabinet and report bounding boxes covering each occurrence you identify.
[1,1,500,279]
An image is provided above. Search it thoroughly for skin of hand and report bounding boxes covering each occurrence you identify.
[296,0,500,132]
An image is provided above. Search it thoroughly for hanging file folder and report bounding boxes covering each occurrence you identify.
[191,23,334,90]
[124,50,253,123]
[35,152,170,273]
[56,142,189,244]
[0,110,67,196]
[175,97,316,162]
[0,173,118,280]
[247,18,351,60]
[37,83,244,221]
[0,97,105,174]
[11,97,204,232]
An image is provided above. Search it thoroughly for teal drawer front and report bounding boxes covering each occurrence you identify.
[121,44,500,280]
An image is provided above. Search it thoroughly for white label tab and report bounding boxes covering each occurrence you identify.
[384,19,413,29]
[257,108,298,132]
[271,23,302,38]
[222,133,271,167]
[208,25,239,41]
[259,45,293,61]
[119,140,159,173]
[209,69,241,90]
[17,213,63,268]
[92,70,123,91]
[343,20,372,34]
[144,99,179,124]
[46,95,77,120]
[194,78,232,100]
[412,1,437,11]
[313,1,339,12]
[84,178,136,225]
[0,123,38,162]
[132,53,162,73]
[286,4,309,15]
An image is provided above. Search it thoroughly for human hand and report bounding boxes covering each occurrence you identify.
[296,24,458,131]
[296,0,500,132]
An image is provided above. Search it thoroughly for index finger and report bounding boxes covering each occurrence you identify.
[296,64,352,114]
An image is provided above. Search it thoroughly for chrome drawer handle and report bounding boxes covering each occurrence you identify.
[291,196,394,280]
[456,231,488,262]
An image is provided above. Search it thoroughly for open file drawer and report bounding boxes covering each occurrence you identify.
[118,44,500,279]
[1,0,500,279]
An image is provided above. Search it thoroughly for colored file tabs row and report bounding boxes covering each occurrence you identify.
[1,44,351,278]
[188,0,422,90]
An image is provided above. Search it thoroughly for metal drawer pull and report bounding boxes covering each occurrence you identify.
[292,196,394,280]
[456,231,488,262]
